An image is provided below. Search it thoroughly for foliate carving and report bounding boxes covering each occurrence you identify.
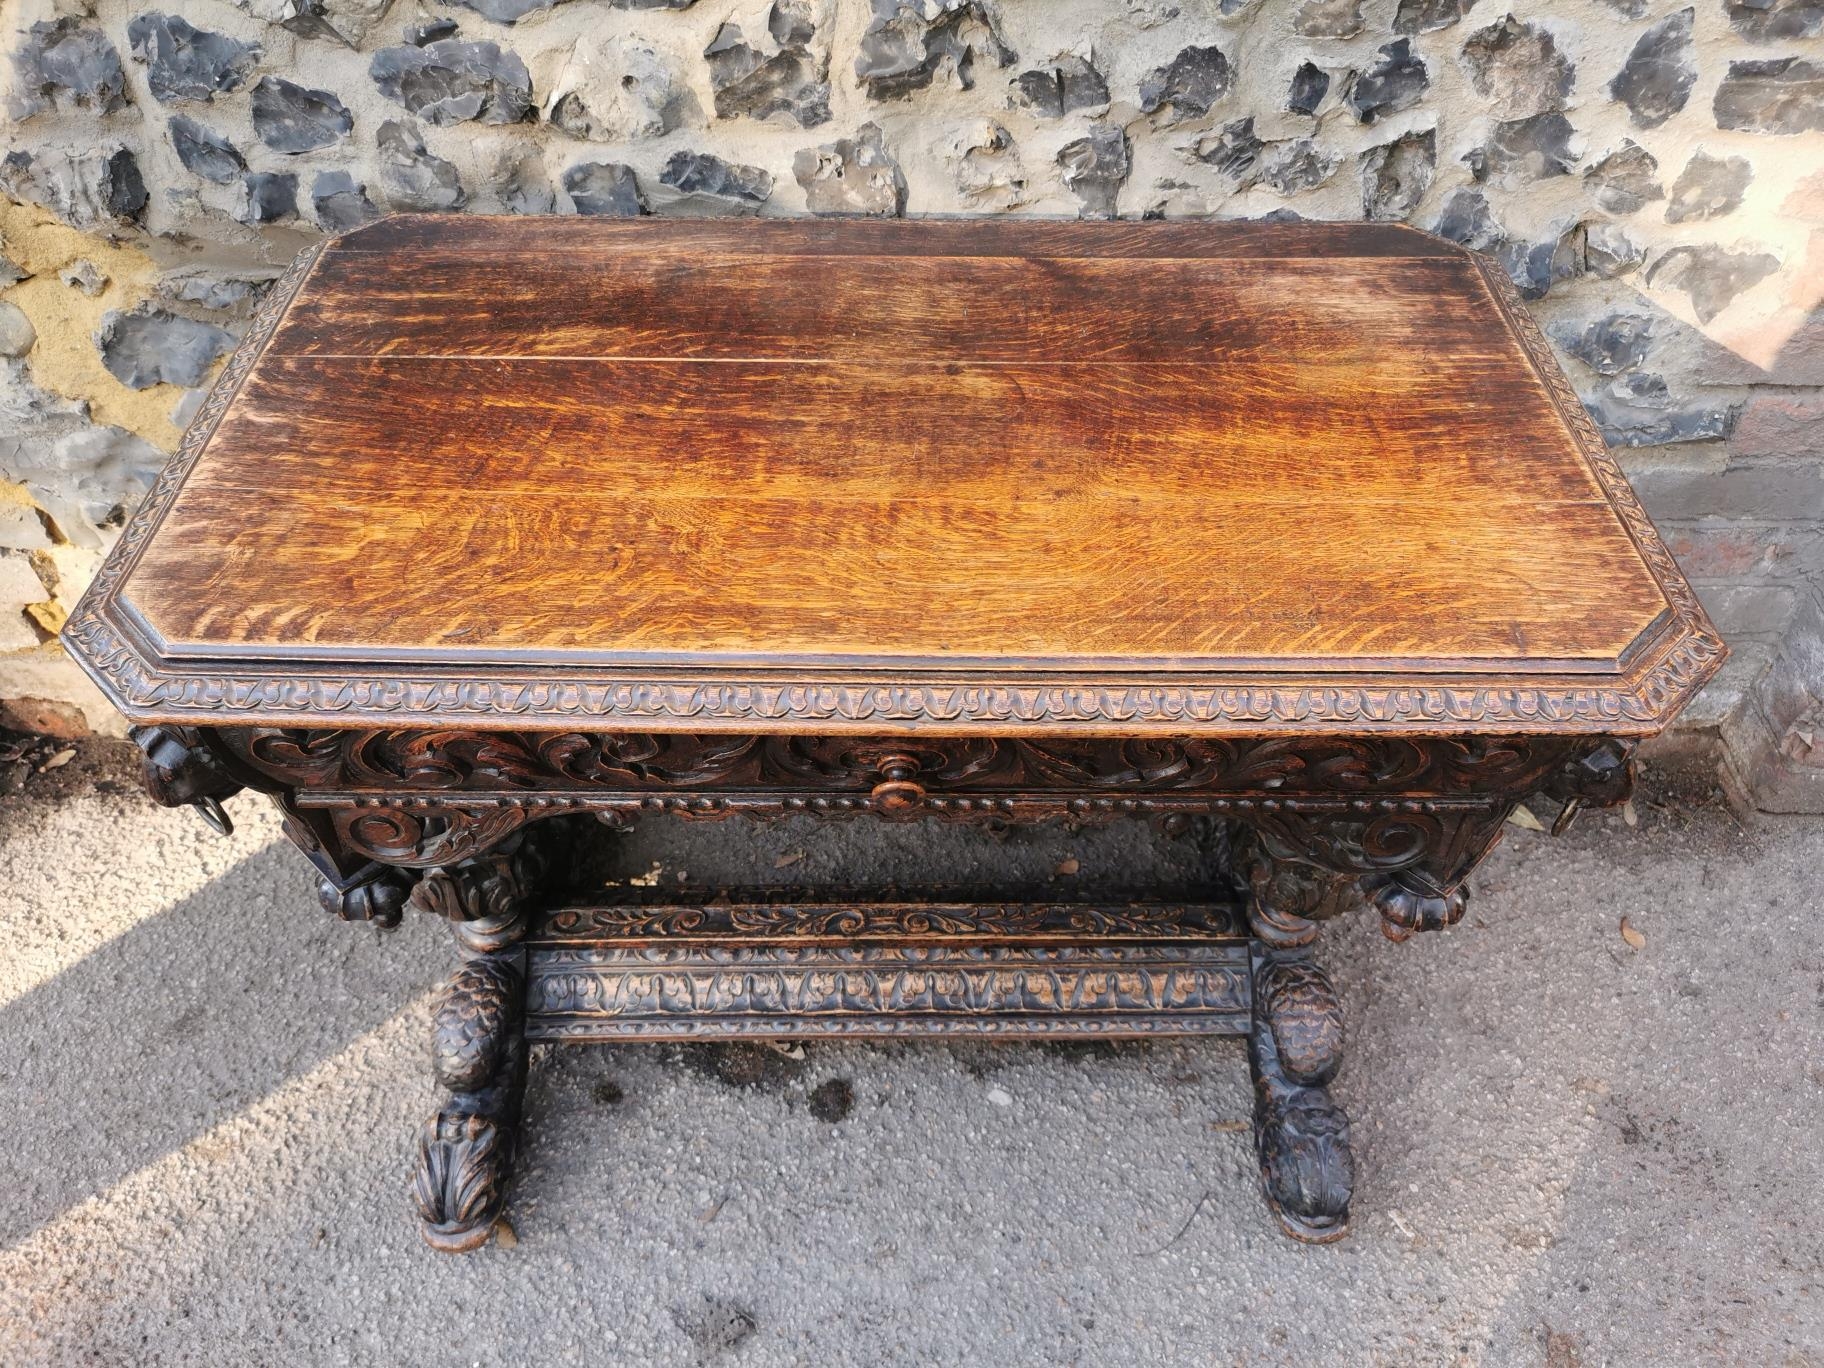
[408,837,549,925]
[1255,958,1345,1085]
[414,1113,511,1254]
[1250,1008,1353,1243]
[317,866,416,926]
[540,899,1242,943]
[1241,832,1359,949]
[1361,870,1469,943]
[433,958,523,1093]
[526,944,1252,1038]
[223,730,1582,798]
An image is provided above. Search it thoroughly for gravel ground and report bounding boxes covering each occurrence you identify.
[0,742,1819,1367]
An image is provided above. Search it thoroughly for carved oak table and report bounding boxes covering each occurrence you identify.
[64,217,1723,1251]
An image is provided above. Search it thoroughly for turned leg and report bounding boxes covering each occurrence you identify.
[406,834,552,1252]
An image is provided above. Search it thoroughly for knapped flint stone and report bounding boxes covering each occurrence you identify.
[158,270,269,311]
[0,148,146,231]
[1018,54,1110,118]
[1433,186,1501,250]
[1646,245,1781,323]
[946,118,1029,210]
[1726,0,1824,41]
[1713,58,1824,134]
[61,260,107,295]
[236,171,298,224]
[1582,141,1662,215]
[564,162,646,216]
[1294,0,1363,38]
[1550,313,1654,376]
[9,18,128,120]
[499,150,555,214]
[1608,8,1696,130]
[1138,46,1231,123]
[1459,16,1573,119]
[1464,111,1577,187]
[1493,238,1556,299]
[407,19,462,45]
[1584,380,1734,447]
[371,41,536,127]
[1257,140,1339,195]
[1665,152,1752,224]
[548,41,679,142]
[1287,62,1329,115]
[238,0,396,48]
[444,0,579,22]
[250,76,353,152]
[377,120,467,212]
[1360,128,1434,220]
[1596,0,1647,16]
[658,150,773,216]
[1394,0,1475,33]
[96,306,233,390]
[855,0,1016,101]
[169,116,246,185]
[1552,220,1643,281]
[610,0,696,7]
[310,170,381,231]
[794,123,906,217]
[1194,118,1264,181]
[1348,40,1428,124]
[0,256,26,289]
[705,17,832,127]
[126,14,260,105]
[1058,123,1128,220]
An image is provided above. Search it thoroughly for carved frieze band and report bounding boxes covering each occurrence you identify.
[525,943,1252,1039]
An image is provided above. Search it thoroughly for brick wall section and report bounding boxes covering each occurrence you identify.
[1,0,1820,800]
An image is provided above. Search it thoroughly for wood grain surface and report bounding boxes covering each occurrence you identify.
[124,217,1667,672]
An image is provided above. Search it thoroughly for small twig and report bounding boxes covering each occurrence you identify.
[1143,1190,1212,1256]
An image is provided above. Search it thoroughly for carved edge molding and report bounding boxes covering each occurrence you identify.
[61,237,1723,736]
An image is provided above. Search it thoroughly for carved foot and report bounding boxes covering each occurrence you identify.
[414,949,527,1253]
[1362,868,1467,943]
[318,864,418,927]
[1250,952,1353,1242]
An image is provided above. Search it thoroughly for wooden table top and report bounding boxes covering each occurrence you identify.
[65,216,1722,736]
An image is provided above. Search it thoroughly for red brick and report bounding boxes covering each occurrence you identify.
[0,695,91,741]
[1729,391,1824,462]
[1663,526,1794,578]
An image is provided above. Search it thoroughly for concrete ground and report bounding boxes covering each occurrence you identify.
[0,740,1819,1367]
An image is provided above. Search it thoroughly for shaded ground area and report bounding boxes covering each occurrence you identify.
[0,741,1819,1365]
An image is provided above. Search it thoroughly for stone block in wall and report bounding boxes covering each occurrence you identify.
[1696,583,1799,639]
[1632,465,1824,524]
[1722,586,1824,812]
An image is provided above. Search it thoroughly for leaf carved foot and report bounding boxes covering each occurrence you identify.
[1362,868,1467,942]
[318,865,418,927]
[414,949,527,1253]
[1251,1024,1354,1243]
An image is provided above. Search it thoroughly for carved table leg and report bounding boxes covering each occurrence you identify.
[414,947,528,1253]
[1249,949,1353,1243]
[406,833,552,1252]
[1242,835,1354,1242]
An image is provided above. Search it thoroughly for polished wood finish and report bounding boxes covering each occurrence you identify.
[67,218,1720,1253]
[66,217,1720,735]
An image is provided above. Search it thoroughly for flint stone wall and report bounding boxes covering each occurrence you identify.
[1,0,1820,802]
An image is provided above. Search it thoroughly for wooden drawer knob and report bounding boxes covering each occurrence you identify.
[870,754,926,815]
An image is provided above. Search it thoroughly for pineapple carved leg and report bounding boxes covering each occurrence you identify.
[414,944,528,1253]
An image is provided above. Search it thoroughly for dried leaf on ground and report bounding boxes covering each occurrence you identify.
[1622,799,1639,828]
[774,849,805,868]
[493,1217,519,1249]
[1055,857,1080,876]
[1619,916,1646,950]
[764,1040,805,1060]
[1507,804,1545,832]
